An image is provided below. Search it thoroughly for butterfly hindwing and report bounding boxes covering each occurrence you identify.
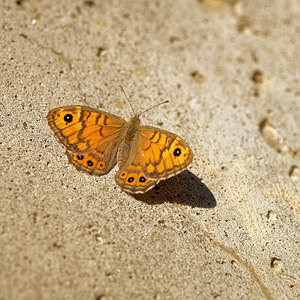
[47,105,126,154]
[115,163,157,194]
[66,137,122,176]
[115,140,158,193]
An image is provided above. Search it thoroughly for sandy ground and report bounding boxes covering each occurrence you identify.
[0,0,299,299]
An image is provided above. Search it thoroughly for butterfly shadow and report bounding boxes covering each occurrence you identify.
[133,170,216,208]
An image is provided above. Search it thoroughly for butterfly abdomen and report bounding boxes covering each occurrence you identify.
[117,118,141,169]
[117,141,130,169]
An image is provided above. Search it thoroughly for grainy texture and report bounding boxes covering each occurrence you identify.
[0,0,299,299]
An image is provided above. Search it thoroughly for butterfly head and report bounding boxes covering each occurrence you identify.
[129,114,141,125]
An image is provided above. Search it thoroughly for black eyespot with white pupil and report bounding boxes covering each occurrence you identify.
[173,148,181,157]
[128,177,134,183]
[87,160,93,166]
[77,155,84,160]
[139,176,146,182]
[64,114,73,123]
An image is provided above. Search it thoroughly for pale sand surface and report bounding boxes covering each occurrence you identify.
[0,1,299,299]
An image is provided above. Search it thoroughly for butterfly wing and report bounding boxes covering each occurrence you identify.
[114,125,193,194]
[140,126,193,180]
[115,164,157,194]
[47,105,126,154]
[66,136,122,176]
[115,141,158,194]
[47,105,126,176]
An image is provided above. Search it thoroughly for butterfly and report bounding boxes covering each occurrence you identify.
[47,97,193,194]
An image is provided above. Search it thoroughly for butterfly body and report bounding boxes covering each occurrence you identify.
[47,105,193,193]
[117,117,141,169]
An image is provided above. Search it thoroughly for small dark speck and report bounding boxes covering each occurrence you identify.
[52,242,62,248]
[75,6,81,15]
[251,69,264,84]
[96,47,105,57]
[16,0,24,5]
[169,36,180,43]
[190,70,206,84]
[84,0,94,6]
[32,212,38,223]
[20,33,28,39]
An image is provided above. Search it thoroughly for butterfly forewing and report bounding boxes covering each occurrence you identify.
[47,105,126,154]
[140,126,193,180]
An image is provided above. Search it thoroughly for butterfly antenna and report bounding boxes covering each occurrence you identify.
[138,100,169,117]
[120,86,136,116]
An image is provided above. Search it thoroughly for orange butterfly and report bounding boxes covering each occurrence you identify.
[47,95,193,193]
